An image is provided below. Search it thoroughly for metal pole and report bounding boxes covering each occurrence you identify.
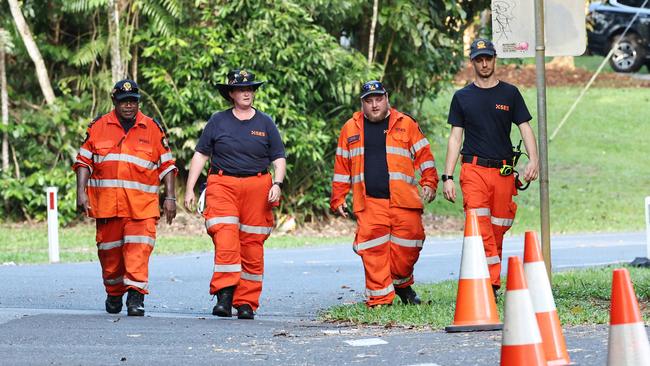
[534,0,551,279]
[46,186,60,263]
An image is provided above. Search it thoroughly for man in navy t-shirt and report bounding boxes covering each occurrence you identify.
[442,39,539,298]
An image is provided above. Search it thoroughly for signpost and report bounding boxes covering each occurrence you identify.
[46,186,60,263]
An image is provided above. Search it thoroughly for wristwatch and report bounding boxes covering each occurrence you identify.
[441,174,454,182]
[273,181,284,189]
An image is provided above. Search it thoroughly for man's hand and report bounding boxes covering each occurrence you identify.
[77,189,90,216]
[268,184,281,203]
[184,190,196,212]
[163,198,176,224]
[443,180,456,203]
[523,159,539,182]
[336,202,349,218]
[421,186,435,203]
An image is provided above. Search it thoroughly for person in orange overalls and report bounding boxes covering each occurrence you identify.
[184,69,286,320]
[442,39,539,298]
[331,80,438,307]
[73,79,177,316]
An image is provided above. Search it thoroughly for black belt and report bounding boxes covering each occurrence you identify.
[211,169,268,178]
[462,155,507,169]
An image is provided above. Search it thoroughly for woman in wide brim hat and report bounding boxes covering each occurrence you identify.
[215,69,265,102]
[184,69,286,320]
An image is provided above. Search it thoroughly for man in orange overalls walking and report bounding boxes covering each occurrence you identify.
[331,80,438,307]
[73,79,177,316]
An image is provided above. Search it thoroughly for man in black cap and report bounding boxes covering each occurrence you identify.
[441,39,539,298]
[73,79,177,316]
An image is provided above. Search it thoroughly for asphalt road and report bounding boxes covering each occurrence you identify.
[0,231,647,365]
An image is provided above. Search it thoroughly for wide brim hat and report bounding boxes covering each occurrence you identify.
[216,69,264,101]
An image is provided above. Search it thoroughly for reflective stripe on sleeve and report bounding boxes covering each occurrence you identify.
[240,224,273,235]
[386,146,412,159]
[159,165,177,180]
[123,278,148,290]
[355,234,390,251]
[104,276,124,285]
[205,216,240,230]
[98,240,124,251]
[333,174,351,183]
[411,138,429,154]
[159,152,174,164]
[351,173,364,184]
[486,255,501,265]
[336,147,349,158]
[491,216,514,226]
[124,235,155,247]
[79,148,93,159]
[87,179,159,193]
[390,235,423,248]
[419,160,436,172]
[389,172,416,185]
[214,264,242,273]
[366,284,394,297]
[94,153,157,170]
[350,147,364,157]
[241,272,264,282]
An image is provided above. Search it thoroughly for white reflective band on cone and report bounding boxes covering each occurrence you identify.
[524,261,557,313]
[366,284,394,297]
[502,289,543,346]
[459,236,490,279]
[608,322,650,365]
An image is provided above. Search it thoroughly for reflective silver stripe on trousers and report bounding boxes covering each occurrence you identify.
[104,276,124,285]
[240,224,273,235]
[350,147,364,157]
[491,216,514,226]
[159,165,177,180]
[366,284,394,297]
[124,235,155,247]
[332,174,350,183]
[98,240,124,250]
[411,138,429,154]
[79,148,93,159]
[88,179,159,193]
[205,216,240,230]
[123,278,148,290]
[351,173,364,183]
[472,207,491,216]
[214,264,242,272]
[419,160,436,172]
[390,235,423,248]
[393,276,412,286]
[486,256,501,265]
[159,152,174,164]
[355,234,390,251]
[389,172,416,185]
[94,153,157,170]
[241,272,264,282]
[336,147,349,158]
[386,146,412,159]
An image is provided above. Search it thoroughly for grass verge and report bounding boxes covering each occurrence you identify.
[321,265,650,328]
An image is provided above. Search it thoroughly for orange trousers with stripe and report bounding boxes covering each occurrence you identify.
[460,162,517,288]
[96,217,157,296]
[203,173,274,311]
[354,197,425,306]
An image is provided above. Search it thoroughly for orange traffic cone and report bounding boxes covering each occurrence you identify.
[523,231,572,365]
[607,268,650,365]
[501,256,547,365]
[445,209,502,332]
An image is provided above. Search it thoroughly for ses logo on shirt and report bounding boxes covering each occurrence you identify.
[251,130,266,137]
[495,104,510,111]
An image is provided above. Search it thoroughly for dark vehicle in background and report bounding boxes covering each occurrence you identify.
[587,0,650,73]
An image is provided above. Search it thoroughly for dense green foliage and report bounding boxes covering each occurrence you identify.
[0,0,486,223]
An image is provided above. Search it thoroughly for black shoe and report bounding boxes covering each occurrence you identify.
[105,294,123,314]
[126,289,145,316]
[212,286,235,317]
[395,286,421,305]
[236,304,255,320]
[492,285,500,301]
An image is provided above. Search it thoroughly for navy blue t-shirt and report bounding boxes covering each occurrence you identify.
[448,81,532,160]
[195,109,285,175]
[364,116,390,199]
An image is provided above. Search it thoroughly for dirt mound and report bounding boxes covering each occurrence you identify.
[454,63,650,88]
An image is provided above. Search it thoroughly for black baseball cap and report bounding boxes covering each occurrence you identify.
[360,80,387,99]
[111,79,141,101]
[469,38,496,60]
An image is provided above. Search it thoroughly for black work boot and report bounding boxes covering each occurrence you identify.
[492,285,500,301]
[236,304,255,320]
[212,286,235,317]
[395,286,421,305]
[126,289,145,316]
[105,294,123,314]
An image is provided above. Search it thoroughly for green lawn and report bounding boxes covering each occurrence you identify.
[321,266,650,328]
[425,86,650,234]
[502,54,649,74]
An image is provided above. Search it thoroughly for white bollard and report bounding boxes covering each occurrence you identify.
[46,187,60,263]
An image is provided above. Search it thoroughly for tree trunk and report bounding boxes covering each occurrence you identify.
[548,56,576,70]
[1,30,9,173]
[368,0,379,64]
[7,0,55,105]
[108,0,124,83]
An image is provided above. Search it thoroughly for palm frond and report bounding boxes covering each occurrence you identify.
[62,0,109,13]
